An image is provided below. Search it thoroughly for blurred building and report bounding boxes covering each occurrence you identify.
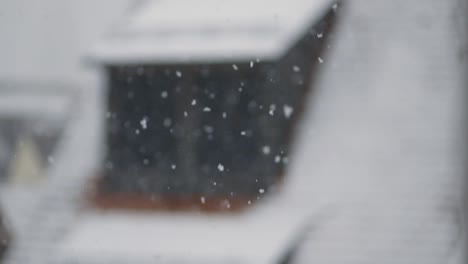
[0,0,466,264]
[92,0,337,211]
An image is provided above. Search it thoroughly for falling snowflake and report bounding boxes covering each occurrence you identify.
[163,118,172,127]
[176,71,182,77]
[218,163,224,172]
[262,146,271,155]
[274,155,281,163]
[283,105,294,119]
[161,91,168,98]
[232,64,238,71]
[223,200,231,209]
[171,164,176,170]
[191,99,197,106]
[203,107,211,112]
[316,32,323,38]
[293,65,301,72]
[269,104,276,116]
[204,126,214,133]
[318,57,324,63]
[258,188,265,194]
[140,117,148,129]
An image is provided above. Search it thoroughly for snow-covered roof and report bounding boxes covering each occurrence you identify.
[89,0,335,64]
[57,198,326,263]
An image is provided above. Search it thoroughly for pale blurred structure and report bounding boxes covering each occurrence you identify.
[91,0,336,211]
[0,0,466,263]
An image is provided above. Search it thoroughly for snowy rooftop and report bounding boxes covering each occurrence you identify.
[0,81,77,119]
[90,0,335,64]
[1,0,466,263]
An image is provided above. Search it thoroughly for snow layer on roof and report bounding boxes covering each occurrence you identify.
[57,200,324,264]
[90,0,334,64]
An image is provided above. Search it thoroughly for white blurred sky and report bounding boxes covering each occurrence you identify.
[0,0,132,83]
